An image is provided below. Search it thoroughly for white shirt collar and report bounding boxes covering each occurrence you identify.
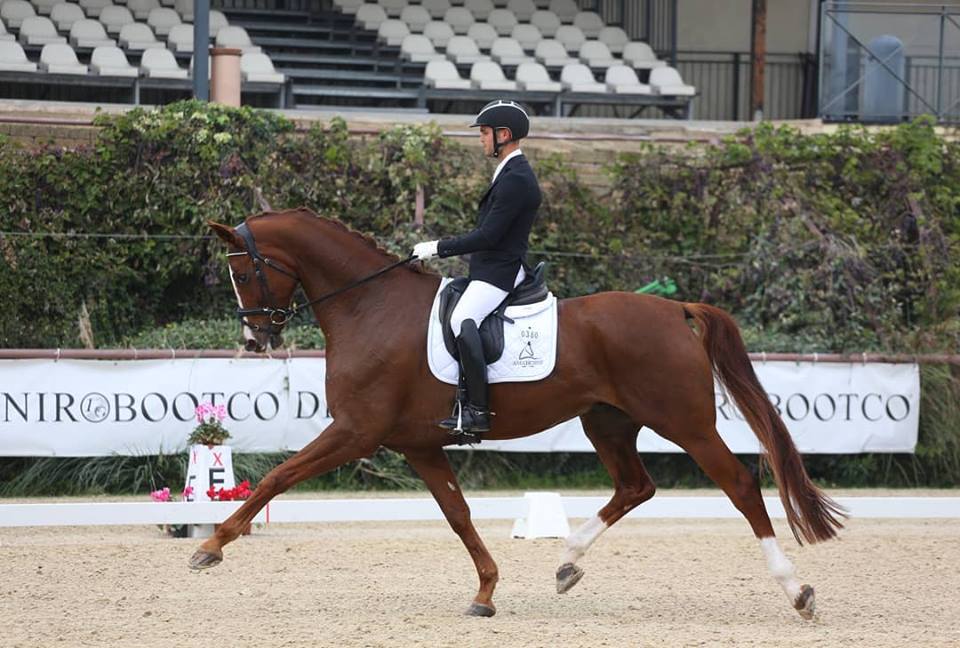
[491,148,523,184]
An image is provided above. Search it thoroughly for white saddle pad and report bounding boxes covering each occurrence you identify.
[427,278,558,385]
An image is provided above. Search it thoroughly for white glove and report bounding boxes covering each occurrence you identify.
[412,240,439,261]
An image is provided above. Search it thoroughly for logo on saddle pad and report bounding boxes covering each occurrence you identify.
[427,278,558,386]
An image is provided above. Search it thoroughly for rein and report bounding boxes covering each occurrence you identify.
[229,222,415,333]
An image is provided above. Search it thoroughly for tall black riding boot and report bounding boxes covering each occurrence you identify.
[438,319,490,442]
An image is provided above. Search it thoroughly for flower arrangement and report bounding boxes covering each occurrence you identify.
[187,402,231,446]
[206,480,253,501]
[150,486,194,502]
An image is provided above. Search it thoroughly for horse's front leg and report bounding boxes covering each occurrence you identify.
[402,447,499,617]
[189,421,377,570]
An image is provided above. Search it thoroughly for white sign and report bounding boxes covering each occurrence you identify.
[0,358,919,456]
[184,444,236,502]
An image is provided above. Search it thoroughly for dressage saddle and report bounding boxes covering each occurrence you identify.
[438,261,549,364]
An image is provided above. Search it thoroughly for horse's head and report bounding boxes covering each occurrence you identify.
[209,220,300,353]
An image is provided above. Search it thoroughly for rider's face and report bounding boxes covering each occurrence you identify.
[479,126,495,156]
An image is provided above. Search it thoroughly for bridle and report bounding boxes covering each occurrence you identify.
[227,222,415,337]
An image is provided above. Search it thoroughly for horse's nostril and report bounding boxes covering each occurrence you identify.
[244,339,259,352]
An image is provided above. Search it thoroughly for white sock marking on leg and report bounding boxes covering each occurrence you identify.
[760,536,802,602]
[559,515,608,566]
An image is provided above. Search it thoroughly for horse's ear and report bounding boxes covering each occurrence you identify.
[208,221,245,250]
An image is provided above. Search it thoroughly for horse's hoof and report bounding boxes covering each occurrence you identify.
[794,584,815,620]
[556,562,584,594]
[188,548,223,571]
[464,602,496,617]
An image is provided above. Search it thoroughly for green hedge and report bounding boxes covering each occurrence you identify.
[1,101,958,490]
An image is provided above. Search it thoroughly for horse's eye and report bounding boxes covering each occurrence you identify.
[234,273,248,284]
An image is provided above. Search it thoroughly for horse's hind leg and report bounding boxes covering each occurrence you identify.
[402,447,499,617]
[666,427,816,619]
[556,404,656,594]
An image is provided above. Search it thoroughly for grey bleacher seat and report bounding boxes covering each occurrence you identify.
[127,0,159,21]
[39,42,87,73]
[31,0,61,16]
[554,24,584,53]
[0,21,14,41]
[98,5,133,35]
[147,7,180,37]
[420,0,450,20]
[19,16,66,46]
[423,58,469,88]
[649,65,695,96]
[70,18,114,47]
[400,33,443,62]
[533,38,574,67]
[399,4,430,32]
[515,60,559,91]
[174,0,192,21]
[466,22,496,50]
[241,51,283,83]
[506,0,535,21]
[215,25,260,53]
[208,9,227,37]
[573,11,602,38]
[605,64,650,94]
[463,0,492,20]
[530,9,558,37]
[469,59,515,90]
[532,0,549,6]
[510,23,541,51]
[140,45,186,76]
[90,44,137,75]
[578,40,616,68]
[355,3,387,30]
[486,7,515,36]
[560,62,604,92]
[78,0,113,18]
[378,0,407,18]
[2,1,37,30]
[490,36,527,66]
[51,2,85,31]
[445,34,487,64]
[622,41,665,70]
[597,25,627,54]
[332,0,364,15]
[548,0,577,23]
[377,18,409,46]
[0,40,38,69]
[119,22,160,49]
[423,20,453,48]
[165,22,191,52]
[443,7,473,34]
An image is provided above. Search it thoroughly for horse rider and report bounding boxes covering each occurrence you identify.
[411,99,542,442]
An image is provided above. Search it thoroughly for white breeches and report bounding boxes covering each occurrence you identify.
[450,266,526,337]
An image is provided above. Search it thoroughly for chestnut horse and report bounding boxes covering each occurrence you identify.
[192,208,844,619]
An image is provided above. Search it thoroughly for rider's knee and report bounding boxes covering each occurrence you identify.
[451,315,478,338]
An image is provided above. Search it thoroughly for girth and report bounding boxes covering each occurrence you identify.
[438,261,549,364]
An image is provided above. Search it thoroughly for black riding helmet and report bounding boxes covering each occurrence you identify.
[470,99,530,158]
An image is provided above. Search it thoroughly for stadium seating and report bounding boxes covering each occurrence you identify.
[215,26,261,54]
[597,25,627,54]
[400,34,444,62]
[469,59,515,90]
[377,19,409,46]
[0,21,13,42]
[649,65,695,96]
[421,0,451,20]
[19,16,67,46]
[32,0,61,16]
[578,40,617,68]
[240,51,284,83]
[445,35,487,64]
[50,3,85,31]
[90,45,138,76]
[622,41,666,70]
[514,60,560,91]
[467,22,496,50]
[554,24,584,53]
[78,0,111,18]
[356,3,387,30]
[506,0,535,22]
[127,0,161,21]
[119,23,161,49]
[140,46,187,77]
[560,62,605,92]
[423,20,453,48]
[1,1,36,30]
[443,6,473,34]
[486,7,516,35]
[39,42,86,73]
[510,23,541,51]
[464,0,493,21]
[332,0,364,15]
[490,36,528,66]
[99,6,135,36]
[378,0,407,18]
[604,64,650,94]
[147,8,181,37]
[174,0,193,21]
[166,23,193,53]
[424,58,470,88]
[208,10,227,37]
[530,9,559,37]
[69,19,114,48]
[0,40,38,70]
[400,5,430,32]
[573,11,602,38]
[548,0,577,23]
[533,38,575,67]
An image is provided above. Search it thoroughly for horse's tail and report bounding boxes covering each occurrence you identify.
[683,303,846,544]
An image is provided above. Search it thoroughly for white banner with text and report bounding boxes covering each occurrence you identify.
[0,359,919,456]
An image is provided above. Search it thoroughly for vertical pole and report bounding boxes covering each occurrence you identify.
[193,0,210,101]
[669,0,677,67]
[732,52,741,120]
[750,0,767,120]
[643,0,652,45]
[937,7,945,118]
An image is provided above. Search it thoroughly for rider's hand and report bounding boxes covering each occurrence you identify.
[412,240,439,261]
